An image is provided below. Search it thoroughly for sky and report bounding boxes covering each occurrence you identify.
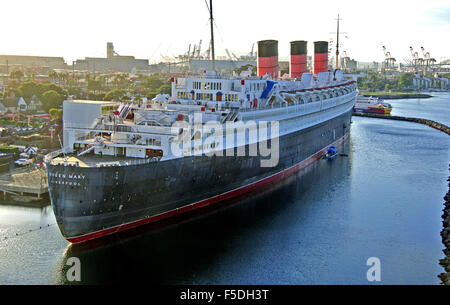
[0,0,448,64]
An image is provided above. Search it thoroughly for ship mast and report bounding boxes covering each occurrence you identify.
[335,14,340,70]
[209,0,216,71]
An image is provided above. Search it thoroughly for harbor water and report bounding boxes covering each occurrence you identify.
[0,93,449,284]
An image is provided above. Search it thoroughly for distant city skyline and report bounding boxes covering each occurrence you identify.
[0,0,448,65]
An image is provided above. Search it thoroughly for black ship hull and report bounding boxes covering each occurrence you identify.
[47,109,353,243]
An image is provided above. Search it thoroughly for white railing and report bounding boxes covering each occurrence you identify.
[44,149,64,163]
[240,89,356,122]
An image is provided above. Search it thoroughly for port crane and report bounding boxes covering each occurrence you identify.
[203,41,211,60]
[186,44,191,59]
[420,46,437,73]
[382,46,396,68]
[225,48,237,61]
[409,46,423,67]
[196,40,202,58]
[421,47,436,67]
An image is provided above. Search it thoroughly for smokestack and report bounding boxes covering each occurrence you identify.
[290,41,307,78]
[314,41,328,74]
[107,42,114,59]
[257,40,278,79]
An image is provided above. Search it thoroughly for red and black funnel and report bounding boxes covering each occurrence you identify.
[314,41,328,74]
[257,40,278,79]
[290,40,307,78]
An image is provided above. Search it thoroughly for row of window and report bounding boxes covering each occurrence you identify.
[193,81,223,90]
[248,83,265,91]
[177,92,239,102]
[196,93,214,101]
[177,92,190,99]
[224,94,238,102]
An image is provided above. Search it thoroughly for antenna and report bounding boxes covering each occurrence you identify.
[208,0,215,70]
[330,15,346,70]
[336,14,340,70]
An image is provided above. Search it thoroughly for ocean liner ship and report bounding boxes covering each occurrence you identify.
[45,4,357,243]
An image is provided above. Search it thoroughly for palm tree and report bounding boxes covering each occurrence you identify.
[48,70,58,83]
[9,70,24,82]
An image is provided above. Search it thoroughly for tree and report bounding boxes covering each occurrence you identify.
[87,79,103,92]
[157,84,171,95]
[58,72,69,84]
[9,70,24,82]
[104,89,126,101]
[88,92,105,101]
[18,81,39,99]
[384,83,395,91]
[4,87,21,98]
[111,73,130,89]
[48,70,58,82]
[39,83,68,99]
[41,90,63,113]
[398,73,414,89]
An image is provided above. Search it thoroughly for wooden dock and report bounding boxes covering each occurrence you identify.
[0,167,48,200]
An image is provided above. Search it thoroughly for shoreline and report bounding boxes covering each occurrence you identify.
[352,112,450,135]
[360,93,433,99]
[439,170,450,285]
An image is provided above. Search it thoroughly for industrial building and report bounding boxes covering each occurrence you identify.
[73,43,149,73]
[188,59,256,73]
[0,55,68,70]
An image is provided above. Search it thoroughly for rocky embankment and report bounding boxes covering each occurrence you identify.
[361,93,433,99]
[439,168,450,285]
[353,112,450,284]
[352,113,450,135]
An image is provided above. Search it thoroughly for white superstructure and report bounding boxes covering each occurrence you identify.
[60,70,356,165]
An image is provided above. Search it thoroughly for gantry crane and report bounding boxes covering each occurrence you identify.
[421,47,436,66]
[409,46,423,67]
[382,46,396,68]
[196,40,202,59]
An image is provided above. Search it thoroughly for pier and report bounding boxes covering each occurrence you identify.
[0,167,48,202]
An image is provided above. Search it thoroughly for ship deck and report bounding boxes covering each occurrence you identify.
[50,154,153,168]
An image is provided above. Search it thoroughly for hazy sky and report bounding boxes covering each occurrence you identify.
[0,0,448,64]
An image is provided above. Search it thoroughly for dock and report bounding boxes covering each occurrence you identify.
[0,167,48,200]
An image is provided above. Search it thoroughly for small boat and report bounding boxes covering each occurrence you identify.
[324,146,338,159]
[354,96,392,114]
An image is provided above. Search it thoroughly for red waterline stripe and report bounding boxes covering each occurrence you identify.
[66,133,349,244]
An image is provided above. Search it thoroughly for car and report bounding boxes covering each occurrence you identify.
[19,153,30,159]
[14,158,34,167]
